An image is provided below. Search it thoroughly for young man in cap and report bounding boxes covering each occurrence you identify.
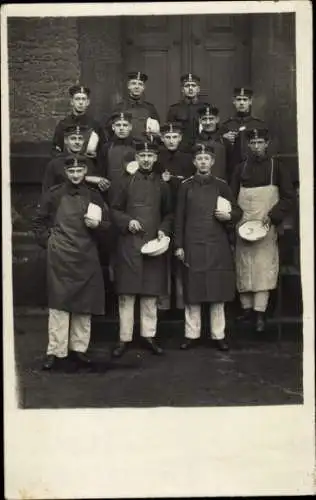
[33,156,110,370]
[221,87,266,182]
[230,128,294,333]
[174,144,242,351]
[155,122,195,310]
[167,73,209,152]
[43,124,110,194]
[196,104,227,181]
[110,140,173,358]
[52,84,106,167]
[109,72,160,141]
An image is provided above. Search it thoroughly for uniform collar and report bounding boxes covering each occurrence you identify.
[112,135,134,145]
[199,129,219,140]
[183,96,200,105]
[128,95,144,105]
[138,167,155,178]
[65,179,87,194]
[194,172,214,184]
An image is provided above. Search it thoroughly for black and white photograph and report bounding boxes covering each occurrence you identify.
[2,1,314,498]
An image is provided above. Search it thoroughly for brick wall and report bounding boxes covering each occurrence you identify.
[251,13,297,155]
[8,17,80,142]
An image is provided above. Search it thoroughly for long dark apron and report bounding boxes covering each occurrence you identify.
[115,174,168,296]
[47,191,105,314]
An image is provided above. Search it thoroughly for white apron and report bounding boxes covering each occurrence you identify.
[236,158,279,292]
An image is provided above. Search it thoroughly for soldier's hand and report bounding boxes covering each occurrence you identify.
[98,177,111,192]
[128,219,143,233]
[84,216,100,229]
[262,215,271,228]
[157,230,166,241]
[222,131,237,143]
[162,170,171,182]
[175,248,185,262]
[214,209,231,222]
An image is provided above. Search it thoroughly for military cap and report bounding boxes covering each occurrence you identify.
[181,73,201,84]
[246,128,269,141]
[64,155,87,169]
[68,84,91,97]
[233,87,253,98]
[197,104,219,118]
[135,140,158,153]
[64,124,90,137]
[160,122,183,134]
[111,111,133,123]
[193,143,215,157]
[127,71,148,82]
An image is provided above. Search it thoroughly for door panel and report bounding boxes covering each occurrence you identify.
[191,15,251,120]
[123,16,182,121]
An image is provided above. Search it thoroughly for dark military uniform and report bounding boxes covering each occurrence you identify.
[110,98,160,142]
[220,113,266,183]
[42,154,97,194]
[196,130,227,181]
[167,99,209,152]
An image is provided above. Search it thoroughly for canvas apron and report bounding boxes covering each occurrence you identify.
[235,158,280,293]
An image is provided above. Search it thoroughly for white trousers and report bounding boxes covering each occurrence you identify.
[240,291,270,312]
[185,303,226,340]
[47,308,91,358]
[119,295,157,342]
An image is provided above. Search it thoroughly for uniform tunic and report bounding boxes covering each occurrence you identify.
[110,170,173,296]
[220,113,266,182]
[110,97,160,141]
[196,130,227,181]
[155,147,195,210]
[175,174,242,304]
[103,136,137,192]
[52,113,107,171]
[167,98,209,152]
[32,182,110,315]
[230,154,294,293]
[42,154,98,194]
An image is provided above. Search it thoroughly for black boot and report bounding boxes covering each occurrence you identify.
[256,312,266,332]
[237,308,253,323]
[112,341,128,358]
[42,354,56,370]
[74,352,92,365]
[180,338,197,350]
[214,339,230,352]
[144,338,164,355]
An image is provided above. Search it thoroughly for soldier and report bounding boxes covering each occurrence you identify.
[109,72,160,141]
[110,140,173,358]
[155,122,195,310]
[196,104,227,181]
[221,87,266,182]
[230,128,295,333]
[43,124,110,194]
[32,156,110,370]
[167,73,209,152]
[174,144,242,351]
[52,84,106,168]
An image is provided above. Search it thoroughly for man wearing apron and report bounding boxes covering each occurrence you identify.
[196,104,227,181]
[230,128,295,332]
[155,122,195,311]
[52,84,106,170]
[110,140,173,358]
[221,87,266,183]
[33,156,110,370]
[109,72,160,142]
[43,124,110,194]
[174,144,242,351]
[167,73,209,153]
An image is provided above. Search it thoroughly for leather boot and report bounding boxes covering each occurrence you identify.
[144,338,164,355]
[112,341,128,358]
[180,338,197,350]
[237,308,253,323]
[42,354,56,370]
[256,312,266,332]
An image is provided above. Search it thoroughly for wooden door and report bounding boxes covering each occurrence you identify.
[190,15,251,120]
[122,16,183,122]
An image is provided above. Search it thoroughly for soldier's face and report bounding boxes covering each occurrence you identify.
[193,153,214,175]
[248,138,268,157]
[161,132,182,151]
[233,96,252,113]
[65,166,87,185]
[65,134,85,153]
[128,79,145,98]
[200,115,219,132]
[182,82,200,99]
[136,151,157,170]
[71,93,90,114]
[112,119,132,138]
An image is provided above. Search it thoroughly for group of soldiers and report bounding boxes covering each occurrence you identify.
[32,71,295,370]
